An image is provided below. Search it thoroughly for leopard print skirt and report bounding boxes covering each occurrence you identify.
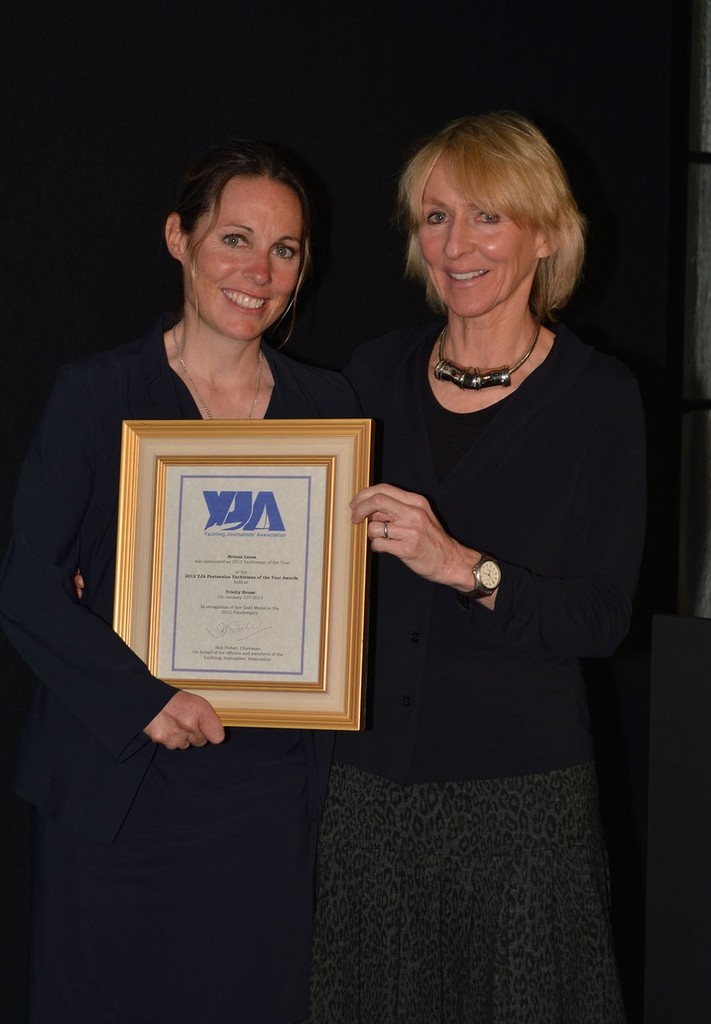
[309,761,626,1024]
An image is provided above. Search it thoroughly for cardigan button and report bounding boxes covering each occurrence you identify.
[402,695,412,707]
[410,631,421,643]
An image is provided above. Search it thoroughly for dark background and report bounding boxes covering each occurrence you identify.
[646,616,711,1023]
[1,1,685,1020]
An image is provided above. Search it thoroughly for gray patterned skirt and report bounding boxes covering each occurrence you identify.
[309,761,626,1024]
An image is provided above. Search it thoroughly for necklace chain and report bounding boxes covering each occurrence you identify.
[434,324,540,391]
[172,325,263,420]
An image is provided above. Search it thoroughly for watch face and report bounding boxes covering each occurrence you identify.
[479,559,501,589]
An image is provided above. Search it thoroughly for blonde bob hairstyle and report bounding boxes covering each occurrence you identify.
[398,112,587,322]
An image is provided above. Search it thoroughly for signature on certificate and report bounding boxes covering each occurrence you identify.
[205,622,273,641]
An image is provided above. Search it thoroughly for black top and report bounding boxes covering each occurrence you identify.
[0,318,360,842]
[335,322,646,782]
[419,339,504,481]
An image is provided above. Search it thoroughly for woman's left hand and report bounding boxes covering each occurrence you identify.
[351,482,479,593]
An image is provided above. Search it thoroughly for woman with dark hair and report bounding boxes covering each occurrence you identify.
[0,140,357,1024]
[309,112,644,1023]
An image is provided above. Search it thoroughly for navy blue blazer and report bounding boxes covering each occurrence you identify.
[0,319,359,842]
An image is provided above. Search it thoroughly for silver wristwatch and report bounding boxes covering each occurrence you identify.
[470,554,502,597]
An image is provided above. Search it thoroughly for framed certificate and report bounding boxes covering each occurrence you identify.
[113,419,372,729]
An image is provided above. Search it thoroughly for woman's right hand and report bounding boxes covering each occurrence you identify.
[144,690,226,749]
[351,482,485,594]
[74,568,225,749]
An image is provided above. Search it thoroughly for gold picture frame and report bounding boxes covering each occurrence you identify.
[113,419,372,729]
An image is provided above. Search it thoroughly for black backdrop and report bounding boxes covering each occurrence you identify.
[0,1,683,1020]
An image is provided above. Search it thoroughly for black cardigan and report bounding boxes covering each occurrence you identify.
[335,322,647,782]
[0,319,359,841]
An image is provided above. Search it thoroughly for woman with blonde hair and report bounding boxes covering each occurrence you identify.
[310,112,643,1023]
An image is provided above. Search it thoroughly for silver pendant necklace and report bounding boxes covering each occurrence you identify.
[434,323,540,390]
[172,325,263,420]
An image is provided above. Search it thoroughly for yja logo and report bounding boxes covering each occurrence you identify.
[202,490,285,532]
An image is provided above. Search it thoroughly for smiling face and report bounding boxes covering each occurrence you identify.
[166,174,303,345]
[418,159,550,327]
